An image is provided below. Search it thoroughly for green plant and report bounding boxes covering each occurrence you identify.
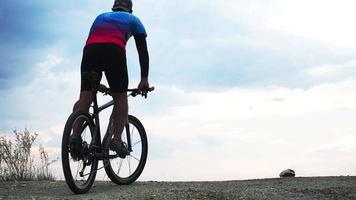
[0,129,56,181]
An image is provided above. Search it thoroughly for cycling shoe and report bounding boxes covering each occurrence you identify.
[110,138,130,159]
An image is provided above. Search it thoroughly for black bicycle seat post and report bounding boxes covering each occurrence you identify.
[91,82,99,113]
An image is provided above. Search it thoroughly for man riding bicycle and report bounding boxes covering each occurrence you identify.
[71,0,150,158]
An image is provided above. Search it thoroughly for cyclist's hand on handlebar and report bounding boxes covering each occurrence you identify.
[138,77,150,98]
[138,77,150,90]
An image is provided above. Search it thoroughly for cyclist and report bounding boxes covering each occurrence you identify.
[71,0,150,158]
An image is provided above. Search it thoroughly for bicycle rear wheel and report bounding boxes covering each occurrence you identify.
[62,111,98,194]
[104,115,148,185]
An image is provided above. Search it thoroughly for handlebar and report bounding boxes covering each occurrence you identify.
[98,84,154,98]
[127,87,155,98]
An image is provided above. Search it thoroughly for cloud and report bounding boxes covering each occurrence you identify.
[210,0,356,49]
[305,59,356,80]
[132,0,356,90]
[0,54,78,136]
[3,0,354,92]
[0,0,56,86]
[147,80,356,123]
[0,0,110,90]
[135,80,356,180]
[262,0,356,48]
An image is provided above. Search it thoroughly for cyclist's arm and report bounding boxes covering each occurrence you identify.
[134,34,149,78]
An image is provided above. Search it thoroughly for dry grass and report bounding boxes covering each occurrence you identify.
[0,129,56,181]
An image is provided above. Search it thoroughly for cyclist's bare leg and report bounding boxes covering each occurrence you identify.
[109,92,128,142]
[72,91,93,136]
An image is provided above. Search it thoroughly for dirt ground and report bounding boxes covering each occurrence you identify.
[0,176,356,200]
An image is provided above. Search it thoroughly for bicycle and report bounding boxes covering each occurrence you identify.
[61,71,154,194]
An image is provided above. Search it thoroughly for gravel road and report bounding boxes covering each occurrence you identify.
[1,176,355,200]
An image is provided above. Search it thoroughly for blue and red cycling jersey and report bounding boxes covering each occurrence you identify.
[85,11,147,49]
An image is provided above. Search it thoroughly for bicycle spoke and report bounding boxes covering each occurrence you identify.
[132,140,141,147]
[130,155,140,162]
[128,156,131,175]
[116,159,123,175]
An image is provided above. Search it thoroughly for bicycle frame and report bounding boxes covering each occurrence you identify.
[90,92,133,157]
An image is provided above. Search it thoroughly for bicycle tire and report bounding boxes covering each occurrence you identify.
[103,115,148,185]
[62,111,98,194]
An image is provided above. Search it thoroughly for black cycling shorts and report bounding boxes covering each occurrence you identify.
[80,43,128,93]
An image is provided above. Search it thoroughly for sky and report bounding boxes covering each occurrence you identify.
[1,0,356,181]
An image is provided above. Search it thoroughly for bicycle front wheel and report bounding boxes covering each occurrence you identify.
[104,115,148,185]
[61,111,98,194]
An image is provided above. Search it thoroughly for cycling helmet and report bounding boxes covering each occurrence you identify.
[112,0,133,13]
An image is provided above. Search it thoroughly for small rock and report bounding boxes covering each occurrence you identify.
[279,169,296,178]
